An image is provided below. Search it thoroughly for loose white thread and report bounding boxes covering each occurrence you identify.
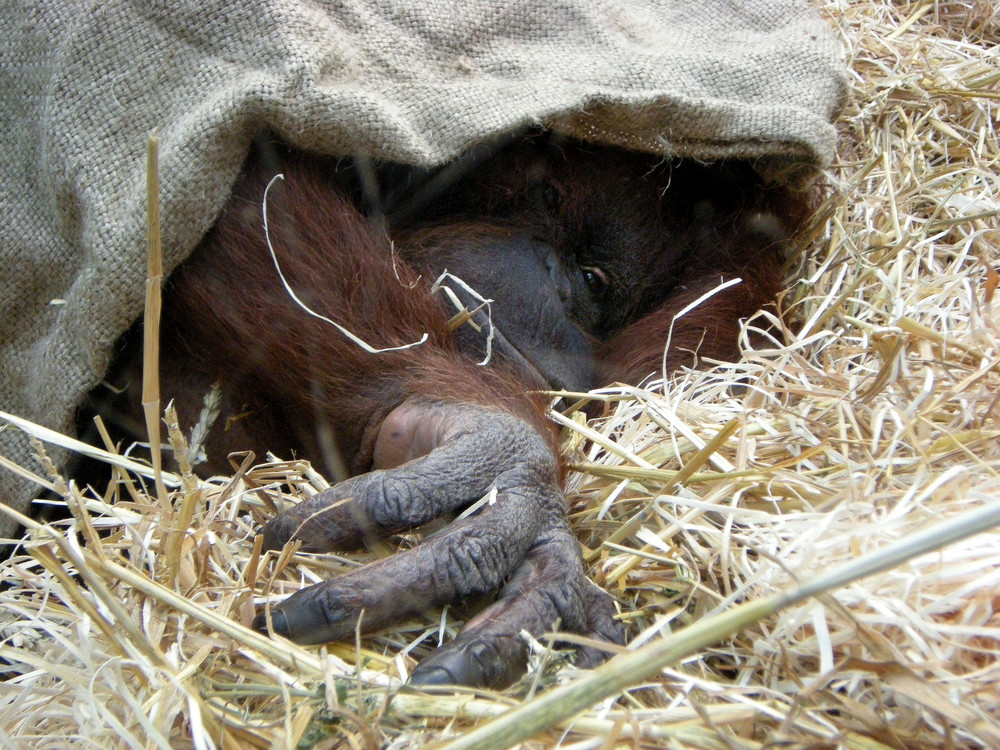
[262,173,428,354]
[662,276,743,375]
[430,269,496,366]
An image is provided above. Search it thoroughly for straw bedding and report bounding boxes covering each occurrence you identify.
[2,0,999,748]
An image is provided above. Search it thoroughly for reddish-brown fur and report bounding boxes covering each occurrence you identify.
[598,246,786,382]
[161,147,556,479]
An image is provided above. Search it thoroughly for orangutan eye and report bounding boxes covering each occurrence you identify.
[581,266,609,297]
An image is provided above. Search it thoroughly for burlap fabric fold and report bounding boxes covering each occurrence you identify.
[0,0,846,537]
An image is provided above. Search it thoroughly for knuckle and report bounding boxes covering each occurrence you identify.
[369,471,431,527]
[440,533,505,596]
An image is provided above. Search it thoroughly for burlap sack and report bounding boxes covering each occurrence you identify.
[0,0,846,538]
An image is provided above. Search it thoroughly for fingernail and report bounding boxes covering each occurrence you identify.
[408,665,457,687]
[252,609,289,638]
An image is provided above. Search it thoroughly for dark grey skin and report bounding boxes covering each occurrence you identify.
[256,402,622,687]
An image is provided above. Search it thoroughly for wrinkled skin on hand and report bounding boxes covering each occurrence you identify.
[254,400,624,687]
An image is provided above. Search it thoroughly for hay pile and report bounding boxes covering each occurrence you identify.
[2,1,999,747]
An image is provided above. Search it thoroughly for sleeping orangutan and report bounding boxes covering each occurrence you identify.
[94,132,800,688]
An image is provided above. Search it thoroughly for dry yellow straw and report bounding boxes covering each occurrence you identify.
[142,130,168,508]
[438,500,1000,750]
